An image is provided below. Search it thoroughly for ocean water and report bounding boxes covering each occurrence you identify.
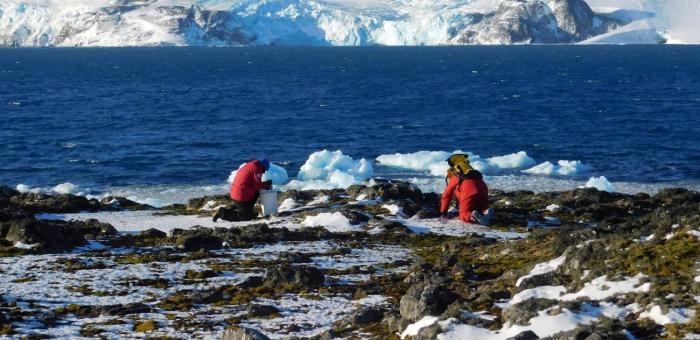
[1,46,699,204]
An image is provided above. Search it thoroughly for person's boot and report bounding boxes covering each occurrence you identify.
[212,207,224,222]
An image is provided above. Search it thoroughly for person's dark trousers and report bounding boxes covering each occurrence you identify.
[214,191,259,222]
[231,191,259,221]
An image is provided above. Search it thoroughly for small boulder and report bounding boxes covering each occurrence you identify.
[141,228,167,239]
[277,252,312,263]
[221,326,270,340]
[177,233,223,252]
[247,304,279,318]
[399,281,458,323]
[263,265,325,289]
[100,303,152,316]
[1,219,86,253]
[332,306,385,333]
[506,330,539,340]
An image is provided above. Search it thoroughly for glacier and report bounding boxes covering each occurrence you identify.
[0,0,662,46]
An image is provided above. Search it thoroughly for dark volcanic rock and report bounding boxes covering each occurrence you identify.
[263,265,325,289]
[339,210,370,224]
[507,330,540,340]
[399,280,458,323]
[100,303,152,316]
[177,233,223,252]
[332,306,385,333]
[141,228,167,239]
[221,326,270,340]
[100,196,154,210]
[0,218,87,252]
[238,276,264,288]
[277,252,312,263]
[73,218,118,239]
[247,304,279,318]
[11,192,102,214]
[0,185,20,199]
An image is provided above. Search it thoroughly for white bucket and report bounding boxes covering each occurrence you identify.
[259,190,278,216]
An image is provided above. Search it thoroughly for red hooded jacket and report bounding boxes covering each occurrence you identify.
[230,160,270,202]
[440,170,489,223]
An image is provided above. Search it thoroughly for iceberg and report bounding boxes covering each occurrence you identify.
[584,176,616,192]
[376,150,536,177]
[0,0,628,47]
[523,160,590,176]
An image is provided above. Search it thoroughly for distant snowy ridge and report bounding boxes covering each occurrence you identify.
[0,0,631,46]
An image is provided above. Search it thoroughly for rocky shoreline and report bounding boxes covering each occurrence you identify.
[0,182,698,339]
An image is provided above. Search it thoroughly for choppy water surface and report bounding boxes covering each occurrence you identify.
[1,46,699,201]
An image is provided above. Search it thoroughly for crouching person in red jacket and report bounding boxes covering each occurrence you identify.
[439,154,494,225]
[213,159,272,222]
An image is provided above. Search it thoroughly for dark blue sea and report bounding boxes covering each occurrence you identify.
[1,46,699,203]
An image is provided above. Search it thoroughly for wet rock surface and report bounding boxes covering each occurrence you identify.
[0,182,699,338]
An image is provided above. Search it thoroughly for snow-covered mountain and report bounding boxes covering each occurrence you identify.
[0,0,665,46]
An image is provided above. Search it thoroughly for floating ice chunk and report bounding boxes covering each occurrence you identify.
[640,305,696,325]
[376,151,453,172]
[286,150,373,190]
[515,253,567,287]
[302,212,356,233]
[299,150,373,181]
[401,315,439,339]
[584,176,616,192]
[377,150,535,177]
[487,151,536,169]
[523,160,590,176]
[15,184,31,193]
[52,182,85,195]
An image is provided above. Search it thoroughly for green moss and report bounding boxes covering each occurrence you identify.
[80,324,103,337]
[134,320,157,332]
[12,276,36,283]
[156,292,192,311]
[0,324,13,335]
[184,269,219,280]
[114,252,181,264]
[0,247,29,257]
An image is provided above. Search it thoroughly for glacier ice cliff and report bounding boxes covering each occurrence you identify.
[0,0,654,46]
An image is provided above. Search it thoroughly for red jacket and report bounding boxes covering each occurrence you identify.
[440,170,489,223]
[230,160,269,202]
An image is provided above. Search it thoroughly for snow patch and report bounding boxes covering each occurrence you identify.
[640,305,696,325]
[515,253,567,287]
[302,212,356,233]
[401,315,439,339]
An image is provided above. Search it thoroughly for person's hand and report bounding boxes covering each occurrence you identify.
[263,180,273,189]
[438,213,449,223]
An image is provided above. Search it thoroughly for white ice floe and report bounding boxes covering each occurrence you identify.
[515,253,567,287]
[288,150,373,190]
[302,212,357,233]
[376,150,535,177]
[584,176,616,193]
[510,273,650,305]
[640,305,696,325]
[523,160,590,176]
[53,182,88,195]
[393,217,527,239]
[401,315,440,339]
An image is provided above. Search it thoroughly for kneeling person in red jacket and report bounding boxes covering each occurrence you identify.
[213,159,273,222]
[439,155,494,225]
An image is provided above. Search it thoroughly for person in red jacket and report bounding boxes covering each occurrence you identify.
[213,159,272,222]
[440,160,494,225]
